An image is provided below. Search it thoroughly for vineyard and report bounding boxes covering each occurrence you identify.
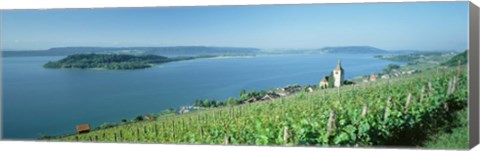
[48,67,467,147]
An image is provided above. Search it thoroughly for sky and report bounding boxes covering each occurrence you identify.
[0,2,469,51]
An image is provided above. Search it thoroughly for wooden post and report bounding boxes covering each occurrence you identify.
[119,130,123,141]
[238,106,242,117]
[95,135,98,141]
[182,118,185,130]
[387,78,391,90]
[323,89,326,100]
[444,102,449,111]
[420,85,425,102]
[452,76,457,94]
[212,111,215,124]
[361,103,368,118]
[197,114,200,123]
[162,122,165,131]
[200,126,204,138]
[172,120,176,142]
[327,110,335,136]
[457,60,462,78]
[404,93,412,113]
[102,132,106,139]
[240,106,243,116]
[447,77,453,96]
[143,125,147,134]
[154,123,158,136]
[428,81,433,97]
[337,86,340,98]
[283,126,288,145]
[384,96,392,122]
[136,128,140,142]
[225,136,231,145]
[89,136,92,142]
[114,133,117,142]
[177,120,181,132]
[75,136,79,141]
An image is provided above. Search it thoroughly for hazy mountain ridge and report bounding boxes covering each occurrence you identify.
[3,46,261,57]
[2,45,461,57]
[260,46,389,54]
[319,46,388,54]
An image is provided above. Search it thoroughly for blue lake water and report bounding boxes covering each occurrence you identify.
[2,54,398,139]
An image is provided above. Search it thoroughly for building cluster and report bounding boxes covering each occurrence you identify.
[319,60,345,88]
[363,69,418,83]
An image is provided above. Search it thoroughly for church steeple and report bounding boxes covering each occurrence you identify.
[334,59,343,71]
[333,59,344,87]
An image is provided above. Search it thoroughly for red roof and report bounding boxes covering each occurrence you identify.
[76,124,90,133]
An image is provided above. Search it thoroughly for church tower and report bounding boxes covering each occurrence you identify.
[333,60,344,87]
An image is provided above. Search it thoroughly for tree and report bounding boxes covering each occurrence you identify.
[131,115,144,122]
[202,100,211,107]
[227,97,237,106]
[328,72,335,88]
[383,64,400,73]
[240,89,247,97]
[194,99,202,107]
[161,108,176,116]
[98,122,116,130]
[120,119,128,124]
[343,80,355,85]
[210,100,218,107]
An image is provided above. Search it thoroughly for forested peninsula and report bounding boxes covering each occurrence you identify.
[44,53,212,70]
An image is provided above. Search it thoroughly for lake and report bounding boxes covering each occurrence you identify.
[2,54,399,139]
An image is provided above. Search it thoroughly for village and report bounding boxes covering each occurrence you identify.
[177,60,418,115]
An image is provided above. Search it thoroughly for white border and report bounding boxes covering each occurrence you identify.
[0,0,478,151]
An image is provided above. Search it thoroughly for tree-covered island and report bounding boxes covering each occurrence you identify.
[44,53,214,70]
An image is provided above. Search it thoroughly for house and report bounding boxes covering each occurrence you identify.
[381,74,390,79]
[370,74,378,81]
[319,76,329,88]
[76,124,90,134]
[144,115,155,121]
[261,92,281,100]
[306,86,315,92]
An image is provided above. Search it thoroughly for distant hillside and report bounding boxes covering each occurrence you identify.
[441,50,467,66]
[260,46,389,54]
[319,46,388,54]
[3,46,261,57]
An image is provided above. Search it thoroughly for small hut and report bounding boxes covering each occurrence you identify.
[370,74,378,81]
[76,124,90,134]
[319,76,329,88]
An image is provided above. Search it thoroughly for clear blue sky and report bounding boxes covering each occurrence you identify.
[1,2,469,51]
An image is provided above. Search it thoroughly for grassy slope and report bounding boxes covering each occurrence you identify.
[45,67,468,149]
[424,109,468,149]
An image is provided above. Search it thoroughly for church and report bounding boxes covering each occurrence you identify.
[319,60,344,88]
